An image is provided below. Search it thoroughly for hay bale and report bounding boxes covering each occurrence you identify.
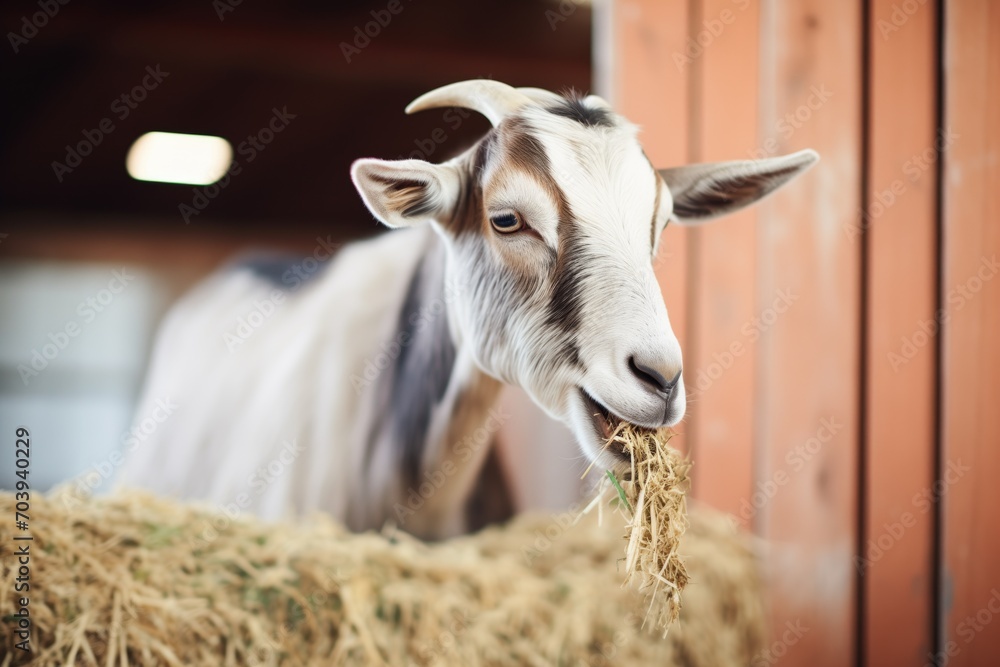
[1,490,763,666]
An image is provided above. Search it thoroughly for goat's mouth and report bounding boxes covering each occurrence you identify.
[579,389,656,462]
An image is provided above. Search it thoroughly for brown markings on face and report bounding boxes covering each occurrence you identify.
[498,117,584,367]
[449,117,567,279]
[440,132,493,237]
[442,113,587,372]
[640,151,669,253]
[497,117,573,225]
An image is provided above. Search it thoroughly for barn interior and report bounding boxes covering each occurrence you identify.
[0,0,591,495]
[2,1,998,666]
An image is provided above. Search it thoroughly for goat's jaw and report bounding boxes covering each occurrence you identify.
[574,388,653,466]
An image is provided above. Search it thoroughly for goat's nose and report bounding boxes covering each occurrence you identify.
[628,355,681,395]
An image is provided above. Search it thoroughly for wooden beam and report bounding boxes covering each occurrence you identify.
[940,2,1000,665]
[684,0,760,518]
[756,1,863,664]
[862,0,939,663]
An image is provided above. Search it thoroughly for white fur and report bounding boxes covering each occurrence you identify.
[119,228,429,527]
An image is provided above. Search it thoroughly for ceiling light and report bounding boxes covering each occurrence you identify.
[126,132,232,185]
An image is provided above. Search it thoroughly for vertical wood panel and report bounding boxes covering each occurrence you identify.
[611,0,693,453]
[941,2,1000,665]
[863,0,939,664]
[685,0,759,515]
[756,1,862,665]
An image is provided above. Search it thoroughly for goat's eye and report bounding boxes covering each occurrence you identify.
[489,212,524,234]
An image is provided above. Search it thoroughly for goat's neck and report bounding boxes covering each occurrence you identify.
[361,230,507,539]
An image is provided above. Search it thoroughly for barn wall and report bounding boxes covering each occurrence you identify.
[940,2,1000,665]
[604,0,999,665]
[864,0,938,662]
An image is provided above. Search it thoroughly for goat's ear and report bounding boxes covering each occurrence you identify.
[659,149,819,225]
[351,158,460,229]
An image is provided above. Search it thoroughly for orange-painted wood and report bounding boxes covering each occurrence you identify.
[755,2,863,665]
[602,2,1000,665]
[863,0,939,664]
[940,2,1000,665]
[684,0,760,517]
[612,0,694,455]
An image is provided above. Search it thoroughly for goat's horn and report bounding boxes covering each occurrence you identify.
[405,79,534,127]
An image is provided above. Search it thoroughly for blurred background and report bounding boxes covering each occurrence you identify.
[0,0,591,493]
[1,1,997,666]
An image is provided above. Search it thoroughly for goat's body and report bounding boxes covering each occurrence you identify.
[119,80,818,540]
[119,226,505,537]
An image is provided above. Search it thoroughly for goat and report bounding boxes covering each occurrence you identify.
[118,80,817,539]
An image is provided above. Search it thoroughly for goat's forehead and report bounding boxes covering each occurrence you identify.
[484,106,651,187]
[482,105,659,238]
[529,116,650,192]
[511,104,642,162]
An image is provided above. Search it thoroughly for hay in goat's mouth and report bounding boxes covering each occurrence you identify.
[589,420,691,636]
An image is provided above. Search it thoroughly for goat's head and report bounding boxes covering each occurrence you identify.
[352,80,817,469]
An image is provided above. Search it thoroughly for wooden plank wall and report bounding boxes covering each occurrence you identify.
[755,3,862,665]
[940,2,1000,666]
[609,0,1000,665]
[612,1,861,664]
[864,0,938,663]
[686,0,760,519]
